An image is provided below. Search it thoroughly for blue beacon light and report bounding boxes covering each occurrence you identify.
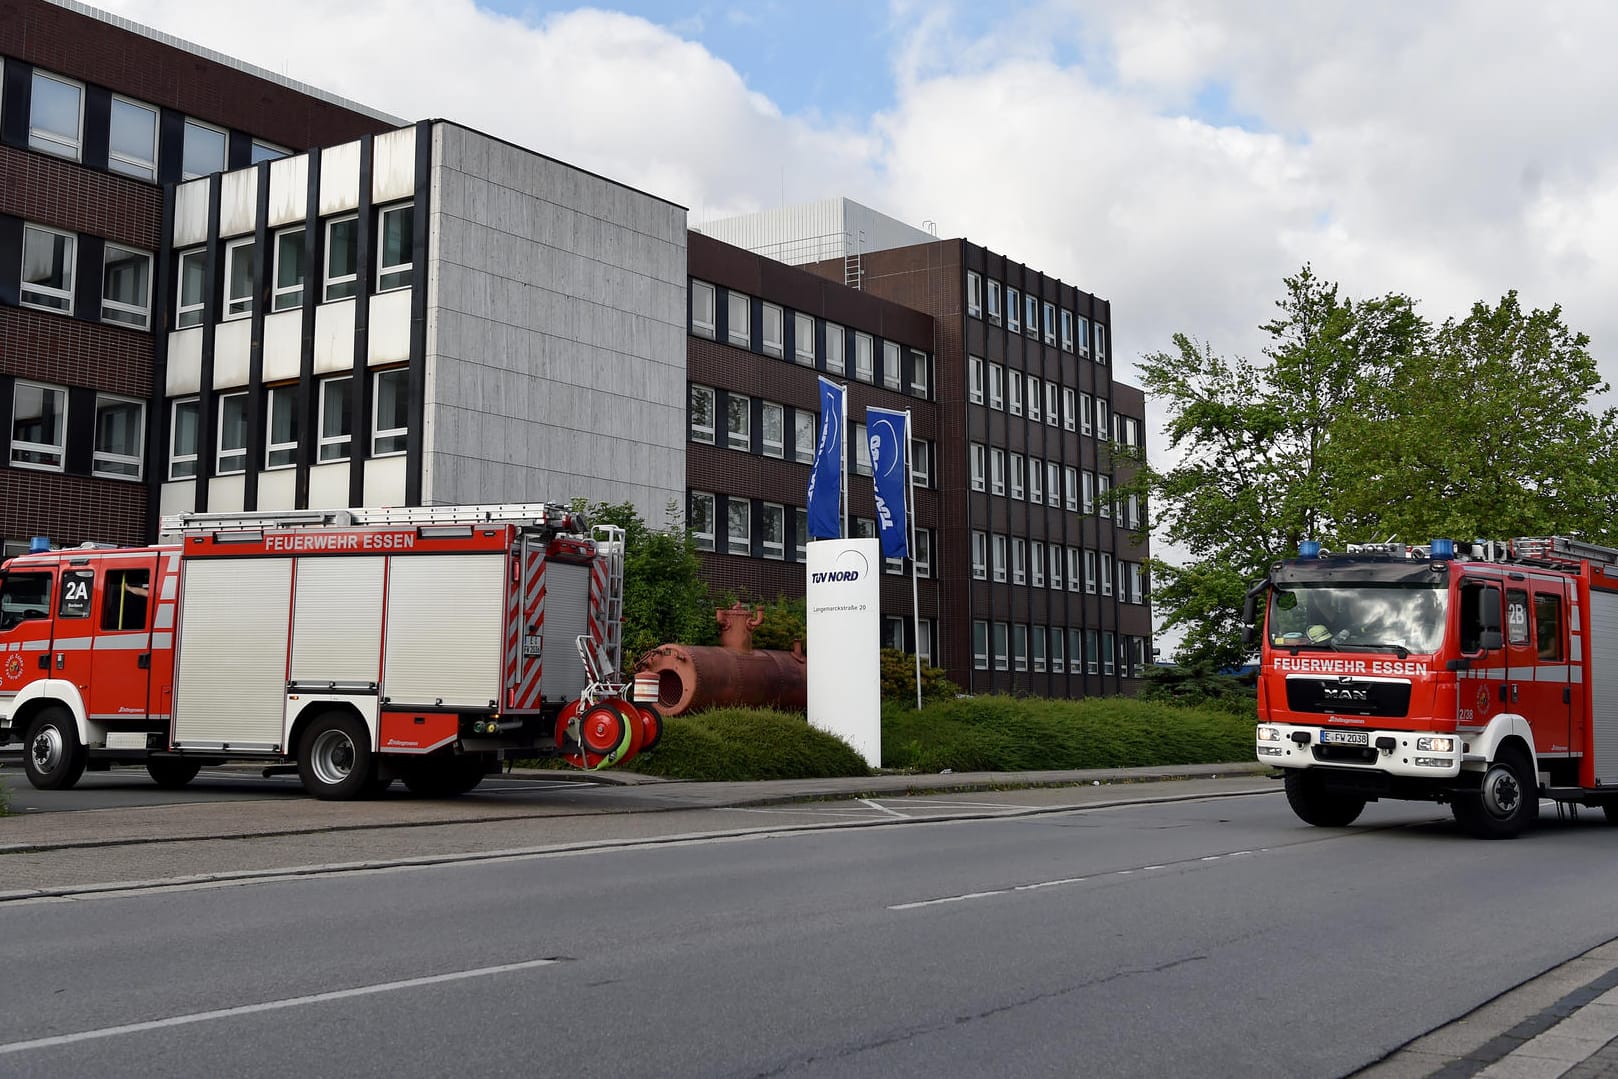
[29,535,50,553]
[1430,538,1455,559]
[1298,540,1321,559]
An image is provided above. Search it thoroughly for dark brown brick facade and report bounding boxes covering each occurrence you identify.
[0,467,147,547]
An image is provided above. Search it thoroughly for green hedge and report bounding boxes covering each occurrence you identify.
[622,708,870,781]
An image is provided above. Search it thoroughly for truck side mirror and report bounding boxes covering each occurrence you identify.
[1480,629,1503,651]
[1479,596,1501,650]
[1240,577,1269,648]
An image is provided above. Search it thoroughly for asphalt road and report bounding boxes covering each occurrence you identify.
[7,789,1618,1078]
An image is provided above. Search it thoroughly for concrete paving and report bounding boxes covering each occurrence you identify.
[5,760,1618,1079]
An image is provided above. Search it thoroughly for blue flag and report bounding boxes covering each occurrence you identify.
[807,377,845,539]
[867,407,909,559]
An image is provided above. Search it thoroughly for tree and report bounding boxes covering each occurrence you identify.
[577,499,717,669]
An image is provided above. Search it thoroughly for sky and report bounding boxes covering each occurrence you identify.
[95,0,1618,578]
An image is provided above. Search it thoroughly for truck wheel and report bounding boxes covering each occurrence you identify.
[297,712,375,801]
[401,753,489,797]
[1603,803,1618,827]
[1283,770,1366,827]
[1453,748,1537,839]
[24,707,87,790]
[146,758,203,789]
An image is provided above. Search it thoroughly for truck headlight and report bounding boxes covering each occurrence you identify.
[1416,736,1454,753]
[1256,726,1281,742]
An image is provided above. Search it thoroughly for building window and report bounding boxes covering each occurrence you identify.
[101,245,152,329]
[990,447,1005,496]
[1086,629,1100,675]
[1060,309,1074,352]
[1050,544,1064,590]
[1098,474,1112,518]
[1033,626,1047,672]
[11,382,66,471]
[325,216,359,301]
[1047,462,1061,508]
[1085,550,1098,594]
[377,203,414,292]
[689,384,715,444]
[1025,294,1039,338]
[176,248,206,328]
[1080,392,1094,436]
[223,238,256,319]
[169,398,199,480]
[1083,471,1095,514]
[1028,459,1042,504]
[883,340,901,390]
[1025,374,1039,421]
[29,71,83,160]
[761,502,785,559]
[1007,287,1021,333]
[1009,453,1024,500]
[727,497,751,554]
[794,312,815,365]
[912,438,930,487]
[992,533,1007,583]
[689,491,715,551]
[1103,630,1116,676]
[967,271,982,318]
[1013,624,1029,672]
[1063,387,1076,431]
[970,442,985,492]
[972,530,987,579]
[1064,466,1079,513]
[1096,398,1110,440]
[373,368,408,455]
[1008,372,1023,417]
[1126,562,1146,604]
[910,350,930,397]
[794,509,808,560]
[762,401,784,458]
[1012,537,1025,585]
[318,376,352,462]
[181,118,227,179]
[727,393,751,451]
[854,332,874,382]
[825,322,845,374]
[988,363,1004,410]
[762,303,784,358]
[1101,554,1114,596]
[265,384,298,468]
[994,622,1009,671]
[973,620,989,670]
[93,395,144,479]
[1067,547,1081,593]
[20,224,75,314]
[251,141,289,164]
[969,356,985,405]
[1046,381,1059,426]
[794,409,814,463]
[691,280,716,338]
[914,529,932,577]
[108,96,158,180]
[727,290,751,347]
[1051,627,1065,672]
[217,392,248,475]
[1031,541,1044,588]
[1079,315,1091,356]
[853,421,871,476]
[1096,325,1108,364]
[273,228,306,312]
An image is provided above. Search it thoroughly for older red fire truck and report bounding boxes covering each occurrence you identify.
[0,504,661,800]
[1248,536,1618,838]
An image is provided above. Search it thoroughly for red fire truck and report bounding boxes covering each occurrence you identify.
[1247,536,1618,838]
[0,504,661,800]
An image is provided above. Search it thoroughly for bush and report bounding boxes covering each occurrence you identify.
[879,649,960,703]
[881,694,1254,773]
[623,707,871,781]
[1137,664,1257,716]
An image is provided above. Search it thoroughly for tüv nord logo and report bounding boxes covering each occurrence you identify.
[812,549,870,584]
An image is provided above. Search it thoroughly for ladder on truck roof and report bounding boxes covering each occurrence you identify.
[1511,536,1618,570]
[159,503,579,538]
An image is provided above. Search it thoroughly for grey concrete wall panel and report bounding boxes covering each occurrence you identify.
[422,123,687,523]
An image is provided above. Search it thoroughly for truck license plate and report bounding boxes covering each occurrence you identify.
[1319,728,1369,746]
[522,635,542,656]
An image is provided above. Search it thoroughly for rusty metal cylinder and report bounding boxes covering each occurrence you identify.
[634,644,807,716]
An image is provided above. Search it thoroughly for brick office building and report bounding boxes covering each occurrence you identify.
[0,0,397,554]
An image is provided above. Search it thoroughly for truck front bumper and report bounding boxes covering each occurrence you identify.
[1256,722,1462,779]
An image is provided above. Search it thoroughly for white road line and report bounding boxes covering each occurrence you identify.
[858,798,911,819]
[888,849,1272,911]
[0,958,559,1056]
[890,889,1009,911]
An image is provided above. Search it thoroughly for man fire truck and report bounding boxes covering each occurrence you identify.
[0,504,661,800]
[1247,536,1618,838]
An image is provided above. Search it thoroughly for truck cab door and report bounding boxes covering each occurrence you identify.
[1526,584,1573,761]
[0,566,58,713]
[87,557,157,723]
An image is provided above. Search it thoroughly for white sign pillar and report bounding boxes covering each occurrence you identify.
[806,538,882,768]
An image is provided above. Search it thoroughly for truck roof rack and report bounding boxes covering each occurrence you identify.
[1510,536,1618,570]
[159,503,581,538]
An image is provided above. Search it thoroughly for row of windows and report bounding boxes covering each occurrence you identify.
[968,443,1142,527]
[968,358,1140,448]
[690,279,934,399]
[175,203,413,328]
[15,221,154,330]
[965,270,1108,364]
[10,60,286,181]
[969,532,1148,602]
[688,384,935,485]
[9,380,144,479]
[166,368,407,480]
[971,622,1148,677]
[687,490,934,575]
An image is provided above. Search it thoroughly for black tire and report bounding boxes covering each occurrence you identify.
[296,712,375,801]
[1283,769,1367,828]
[401,753,490,798]
[1452,748,1538,839]
[24,707,87,790]
[1603,803,1618,827]
[146,757,203,789]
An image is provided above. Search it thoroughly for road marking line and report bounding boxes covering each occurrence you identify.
[858,798,910,819]
[890,889,1008,910]
[0,957,559,1056]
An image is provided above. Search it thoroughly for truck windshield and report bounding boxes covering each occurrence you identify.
[1268,583,1447,655]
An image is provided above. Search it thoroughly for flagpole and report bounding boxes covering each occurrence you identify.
[840,382,849,537]
[906,410,922,712]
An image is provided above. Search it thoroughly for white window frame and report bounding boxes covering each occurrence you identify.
[1043,301,1056,345]
[912,438,930,487]
[794,508,808,560]
[794,409,815,464]
[854,332,874,382]
[100,244,152,330]
[376,202,414,292]
[967,271,982,318]
[251,140,290,164]
[825,322,845,374]
[1030,540,1044,588]
[1028,460,1042,504]
[1025,374,1040,422]
[1046,381,1059,426]
[1007,287,1021,333]
[727,392,751,452]
[689,491,715,551]
[691,280,716,338]
[324,215,359,302]
[1033,626,1047,673]
[318,376,353,462]
[727,496,751,554]
[1068,547,1082,593]
[762,401,784,458]
[1012,537,1026,585]
[990,447,1005,496]
[969,355,985,405]
[1103,630,1116,675]
[1060,309,1074,352]
[1081,392,1094,436]
[987,279,1001,323]
[169,397,199,480]
[1047,462,1061,508]
[273,227,306,312]
[910,349,929,397]
[1096,324,1108,364]
[1063,387,1077,431]
[1050,545,1064,590]
[970,442,986,491]
[1079,316,1092,357]
[108,95,158,181]
[1085,550,1098,594]
[761,502,785,560]
[216,391,248,475]
[372,368,409,456]
[265,384,298,468]
[1065,466,1079,513]
[689,384,716,445]
[1026,293,1039,338]
[1051,627,1065,672]
[727,290,751,347]
[973,620,989,670]
[972,531,987,580]
[1014,624,1028,672]
[20,223,76,314]
[1008,372,1023,417]
[92,394,145,480]
[181,117,228,180]
[883,340,902,390]
[1083,471,1096,514]
[914,529,932,578]
[1009,453,1024,501]
[853,421,871,476]
[223,237,256,319]
[29,71,83,160]
[793,312,815,365]
[762,302,784,358]
[994,622,1010,671]
[11,381,67,471]
[1098,474,1112,518]
[993,534,1007,583]
[989,363,1004,410]
[176,248,207,328]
